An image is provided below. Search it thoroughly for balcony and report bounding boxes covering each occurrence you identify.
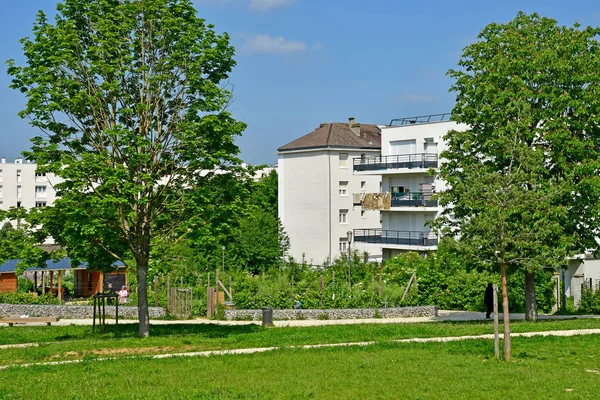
[388,113,451,126]
[353,154,438,172]
[353,229,438,247]
[391,192,438,208]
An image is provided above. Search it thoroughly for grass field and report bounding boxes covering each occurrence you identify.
[0,318,599,366]
[1,319,599,399]
[1,335,600,399]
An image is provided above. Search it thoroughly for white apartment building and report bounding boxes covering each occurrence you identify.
[278,118,382,265]
[352,114,468,260]
[0,157,59,211]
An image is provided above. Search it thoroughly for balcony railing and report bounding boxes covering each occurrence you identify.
[353,154,438,172]
[391,192,438,208]
[389,113,451,126]
[353,229,438,247]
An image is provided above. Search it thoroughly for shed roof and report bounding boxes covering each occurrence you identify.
[278,122,381,152]
[0,258,125,274]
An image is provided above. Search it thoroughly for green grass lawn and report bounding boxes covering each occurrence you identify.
[1,335,600,399]
[0,318,599,367]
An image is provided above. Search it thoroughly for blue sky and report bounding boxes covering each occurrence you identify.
[1,0,599,165]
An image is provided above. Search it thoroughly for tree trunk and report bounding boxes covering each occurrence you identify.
[500,258,511,361]
[525,271,538,321]
[136,255,150,338]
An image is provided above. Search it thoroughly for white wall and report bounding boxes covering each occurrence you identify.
[0,160,60,211]
[279,148,381,265]
[380,121,468,193]
[375,121,468,258]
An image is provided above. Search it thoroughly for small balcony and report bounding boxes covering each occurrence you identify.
[353,154,438,172]
[391,192,438,208]
[358,192,438,210]
[353,229,438,247]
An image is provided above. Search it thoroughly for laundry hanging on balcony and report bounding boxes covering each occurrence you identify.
[361,192,391,210]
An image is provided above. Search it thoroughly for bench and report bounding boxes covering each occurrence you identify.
[0,317,60,327]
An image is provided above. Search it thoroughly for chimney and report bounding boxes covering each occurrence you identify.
[1,157,5,164]
[348,117,360,136]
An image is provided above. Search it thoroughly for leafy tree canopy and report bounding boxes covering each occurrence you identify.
[7,0,246,336]
[438,12,600,357]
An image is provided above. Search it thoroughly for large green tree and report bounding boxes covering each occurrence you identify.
[440,12,600,359]
[7,0,246,336]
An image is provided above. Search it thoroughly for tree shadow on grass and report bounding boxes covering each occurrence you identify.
[89,323,264,340]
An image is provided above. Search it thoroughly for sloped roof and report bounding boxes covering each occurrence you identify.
[278,122,381,152]
[0,258,125,273]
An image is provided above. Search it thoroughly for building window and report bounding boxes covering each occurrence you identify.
[16,201,21,208]
[339,239,348,252]
[339,153,348,168]
[35,172,47,183]
[35,201,47,207]
[0,185,3,197]
[339,181,348,196]
[16,170,22,183]
[35,185,47,198]
[361,181,366,191]
[361,210,365,218]
[0,169,3,182]
[339,209,348,224]
[17,186,22,198]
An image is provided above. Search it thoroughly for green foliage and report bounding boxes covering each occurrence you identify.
[579,287,600,314]
[447,12,600,254]
[17,277,34,293]
[214,303,226,320]
[7,0,248,334]
[0,216,52,274]
[437,12,600,322]
[0,292,60,305]
[229,208,287,273]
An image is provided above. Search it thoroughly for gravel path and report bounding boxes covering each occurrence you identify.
[32,310,598,327]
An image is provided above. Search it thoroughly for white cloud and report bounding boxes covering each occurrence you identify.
[250,0,295,11]
[243,34,307,54]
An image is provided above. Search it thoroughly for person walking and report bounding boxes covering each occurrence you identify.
[484,283,494,319]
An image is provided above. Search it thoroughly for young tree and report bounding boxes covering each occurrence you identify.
[440,12,600,358]
[447,14,600,311]
[7,0,246,337]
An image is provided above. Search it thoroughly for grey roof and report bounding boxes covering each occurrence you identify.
[278,122,381,152]
[0,258,125,274]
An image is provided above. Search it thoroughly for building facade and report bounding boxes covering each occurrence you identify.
[278,118,382,265]
[0,157,59,211]
[352,114,468,260]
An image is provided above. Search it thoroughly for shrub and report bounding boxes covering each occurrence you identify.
[579,286,600,314]
[0,292,60,305]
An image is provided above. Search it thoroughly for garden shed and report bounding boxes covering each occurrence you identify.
[0,260,18,293]
[0,258,126,298]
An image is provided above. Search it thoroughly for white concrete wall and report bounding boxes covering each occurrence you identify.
[376,121,468,258]
[565,258,600,297]
[279,148,381,265]
[0,160,60,210]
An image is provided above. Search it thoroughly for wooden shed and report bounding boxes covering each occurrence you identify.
[0,258,126,298]
[0,263,18,293]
